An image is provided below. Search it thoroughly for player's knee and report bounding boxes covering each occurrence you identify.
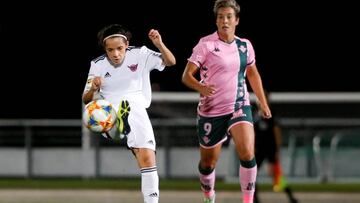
[239,151,254,161]
[198,162,215,175]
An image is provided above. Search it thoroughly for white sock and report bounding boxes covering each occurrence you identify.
[141,166,159,203]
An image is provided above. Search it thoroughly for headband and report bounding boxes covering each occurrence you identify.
[103,34,128,42]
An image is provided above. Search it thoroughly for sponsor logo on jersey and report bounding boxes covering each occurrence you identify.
[239,45,247,53]
[128,64,138,72]
[231,109,246,119]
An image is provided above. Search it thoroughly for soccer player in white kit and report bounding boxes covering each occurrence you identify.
[182,0,271,203]
[82,24,176,203]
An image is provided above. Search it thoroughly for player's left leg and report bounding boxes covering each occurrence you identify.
[133,148,159,203]
[126,106,158,203]
[229,106,257,203]
[230,123,257,203]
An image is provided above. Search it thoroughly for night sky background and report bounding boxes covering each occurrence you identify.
[1,1,358,119]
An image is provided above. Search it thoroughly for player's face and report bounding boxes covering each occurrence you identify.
[216,7,239,37]
[104,37,129,66]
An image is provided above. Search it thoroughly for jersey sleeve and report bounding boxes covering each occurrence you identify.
[187,39,208,68]
[246,39,256,67]
[83,61,101,93]
[140,46,165,72]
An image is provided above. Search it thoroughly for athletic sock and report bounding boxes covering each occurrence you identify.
[141,166,159,203]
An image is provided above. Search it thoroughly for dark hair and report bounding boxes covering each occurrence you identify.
[213,0,241,18]
[97,24,132,49]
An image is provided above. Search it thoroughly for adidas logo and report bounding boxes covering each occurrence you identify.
[149,192,158,197]
[213,47,220,52]
[104,72,111,78]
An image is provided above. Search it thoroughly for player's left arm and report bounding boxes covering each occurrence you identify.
[148,29,176,67]
[247,64,271,118]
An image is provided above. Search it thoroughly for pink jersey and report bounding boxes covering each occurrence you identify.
[188,32,256,117]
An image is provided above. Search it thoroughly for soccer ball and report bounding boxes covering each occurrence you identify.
[82,99,117,133]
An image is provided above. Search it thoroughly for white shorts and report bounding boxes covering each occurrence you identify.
[106,100,156,151]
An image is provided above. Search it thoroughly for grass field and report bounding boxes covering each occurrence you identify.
[0,178,359,192]
[0,179,360,203]
[0,190,360,203]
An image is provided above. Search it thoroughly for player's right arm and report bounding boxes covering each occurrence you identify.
[82,76,102,104]
[182,61,215,97]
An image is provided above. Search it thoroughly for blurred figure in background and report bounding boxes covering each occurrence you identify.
[253,91,298,203]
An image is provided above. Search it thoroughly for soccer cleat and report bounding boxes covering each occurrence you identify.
[117,100,131,136]
[203,194,215,203]
[273,176,287,192]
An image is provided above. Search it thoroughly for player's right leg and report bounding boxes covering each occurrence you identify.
[101,119,124,140]
[199,146,222,203]
[197,114,230,203]
[117,100,131,135]
[101,100,131,140]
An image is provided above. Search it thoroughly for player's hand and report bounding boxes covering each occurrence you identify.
[199,84,216,97]
[91,76,102,92]
[148,29,162,47]
[261,105,272,119]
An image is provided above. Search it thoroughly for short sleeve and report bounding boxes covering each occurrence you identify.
[140,46,165,72]
[188,40,208,68]
[246,39,256,66]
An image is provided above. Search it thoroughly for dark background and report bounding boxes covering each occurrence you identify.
[1,1,358,119]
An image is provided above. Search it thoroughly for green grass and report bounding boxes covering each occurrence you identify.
[0,178,359,192]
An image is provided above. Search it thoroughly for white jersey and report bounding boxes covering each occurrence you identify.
[84,46,165,109]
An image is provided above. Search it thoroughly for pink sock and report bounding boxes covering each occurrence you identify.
[239,165,257,203]
[200,169,215,198]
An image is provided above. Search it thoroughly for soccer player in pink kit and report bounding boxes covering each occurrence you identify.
[182,0,271,202]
